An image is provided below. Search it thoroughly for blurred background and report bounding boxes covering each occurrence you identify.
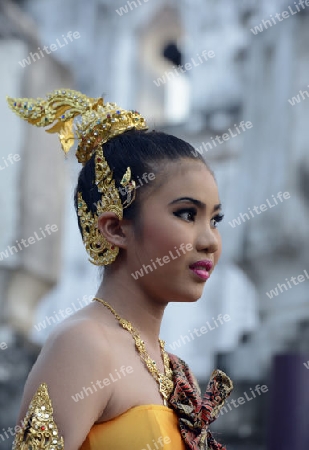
[1,0,309,448]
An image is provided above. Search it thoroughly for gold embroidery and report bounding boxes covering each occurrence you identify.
[13,383,64,450]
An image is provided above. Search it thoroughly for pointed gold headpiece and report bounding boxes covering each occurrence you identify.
[7,89,148,265]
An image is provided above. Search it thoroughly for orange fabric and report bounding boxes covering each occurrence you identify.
[80,404,186,450]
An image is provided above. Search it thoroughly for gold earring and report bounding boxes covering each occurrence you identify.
[78,192,120,266]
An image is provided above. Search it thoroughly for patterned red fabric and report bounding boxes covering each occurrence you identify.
[167,353,234,450]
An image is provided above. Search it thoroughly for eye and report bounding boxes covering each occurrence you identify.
[211,213,224,228]
[173,208,197,222]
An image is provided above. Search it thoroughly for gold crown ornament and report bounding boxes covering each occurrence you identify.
[7,89,148,265]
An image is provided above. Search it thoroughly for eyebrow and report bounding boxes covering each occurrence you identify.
[168,197,222,212]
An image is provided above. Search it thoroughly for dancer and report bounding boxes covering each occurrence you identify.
[7,89,233,450]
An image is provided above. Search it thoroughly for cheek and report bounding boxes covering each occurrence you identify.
[145,227,178,252]
[140,216,184,256]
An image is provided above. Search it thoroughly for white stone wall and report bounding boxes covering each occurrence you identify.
[14,0,309,380]
[0,41,27,268]
[0,23,72,334]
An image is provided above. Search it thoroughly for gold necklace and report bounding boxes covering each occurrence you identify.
[92,297,174,405]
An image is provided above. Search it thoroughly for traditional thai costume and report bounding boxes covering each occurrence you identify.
[7,89,234,450]
[12,354,232,450]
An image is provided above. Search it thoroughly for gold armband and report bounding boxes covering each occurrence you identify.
[13,383,64,450]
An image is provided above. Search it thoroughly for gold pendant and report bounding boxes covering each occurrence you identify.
[159,375,174,401]
[92,298,175,405]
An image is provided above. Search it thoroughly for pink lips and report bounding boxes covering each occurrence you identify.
[189,260,213,280]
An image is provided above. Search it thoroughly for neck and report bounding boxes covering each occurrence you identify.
[94,267,167,346]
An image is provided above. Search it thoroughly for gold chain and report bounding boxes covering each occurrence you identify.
[92,297,174,405]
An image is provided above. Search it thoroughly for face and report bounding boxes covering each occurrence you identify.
[126,159,223,304]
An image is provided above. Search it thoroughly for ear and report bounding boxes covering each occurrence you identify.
[97,212,131,249]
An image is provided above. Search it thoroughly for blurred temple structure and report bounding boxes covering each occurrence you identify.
[1,0,309,449]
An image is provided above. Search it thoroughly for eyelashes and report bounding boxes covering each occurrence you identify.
[174,208,224,227]
[173,208,197,221]
[211,213,224,228]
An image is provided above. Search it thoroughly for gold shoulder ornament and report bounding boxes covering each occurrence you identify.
[6,89,148,265]
[13,383,64,450]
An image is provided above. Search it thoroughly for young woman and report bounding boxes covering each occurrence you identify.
[7,89,233,450]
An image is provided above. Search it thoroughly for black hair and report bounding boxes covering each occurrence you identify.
[74,129,209,255]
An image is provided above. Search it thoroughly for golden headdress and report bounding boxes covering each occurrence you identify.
[7,89,148,265]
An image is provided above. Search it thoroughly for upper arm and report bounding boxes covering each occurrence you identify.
[16,319,112,450]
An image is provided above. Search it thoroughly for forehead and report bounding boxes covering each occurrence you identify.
[150,159,219,204]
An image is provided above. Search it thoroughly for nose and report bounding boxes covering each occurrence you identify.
[196,225,219,255]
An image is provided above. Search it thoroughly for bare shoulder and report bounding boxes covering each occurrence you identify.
[41,314,112,362]
[17,317,112,450]
[32,315,113,393]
